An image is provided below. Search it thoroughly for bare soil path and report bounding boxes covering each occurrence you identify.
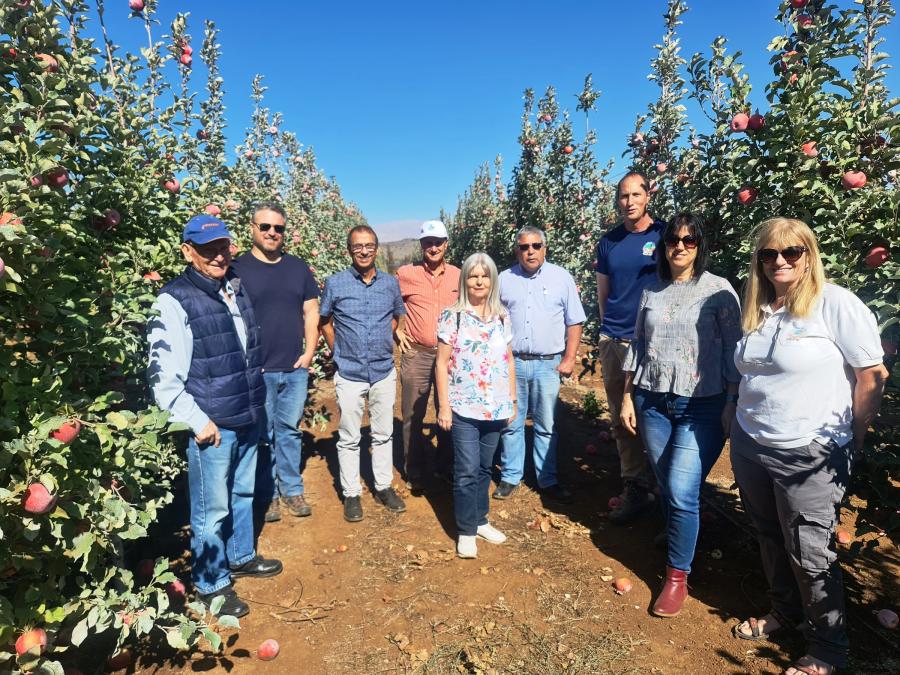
[123,352,899,674]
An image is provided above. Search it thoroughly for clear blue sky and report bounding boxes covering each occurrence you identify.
[97,1,898,240]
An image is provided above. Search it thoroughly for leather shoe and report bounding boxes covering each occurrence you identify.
[229,555,283,579]
[651,566,689,617]
[344,495,363,522]
[540,483,574,504]
[198,585,249,618]
[492,481,519,500]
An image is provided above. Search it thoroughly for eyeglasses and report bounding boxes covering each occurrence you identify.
[254,222,285,234]
[757,246,808,264]
[350,243,377,253]
[664,234,699,249]
[518,242,544,251]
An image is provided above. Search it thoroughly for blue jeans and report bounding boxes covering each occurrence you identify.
[499,355,561,488]
[452,413,505,536]
[187,424,259,595]
[257,368,309,501]
[633,389,726,573]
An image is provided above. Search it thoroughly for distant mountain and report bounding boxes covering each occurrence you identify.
[378,238,421,273]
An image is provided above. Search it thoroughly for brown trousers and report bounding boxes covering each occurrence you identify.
[400,346,452,481]
[596,334,652,488]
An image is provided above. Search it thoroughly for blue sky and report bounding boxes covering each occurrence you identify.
[97,1,898,241]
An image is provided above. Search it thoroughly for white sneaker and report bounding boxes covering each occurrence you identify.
[457,535,477,559]
[476,523,507,544]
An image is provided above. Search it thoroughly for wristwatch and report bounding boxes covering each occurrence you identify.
[725,394,739,403]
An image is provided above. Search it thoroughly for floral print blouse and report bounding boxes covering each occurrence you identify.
[623,272,742,397]
[437,308,514,421]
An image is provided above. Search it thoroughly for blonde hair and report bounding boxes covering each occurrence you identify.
[742,218,825,332]
[451,252,506,320]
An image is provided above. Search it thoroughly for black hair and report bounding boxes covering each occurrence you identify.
[658,212,708,281]
[251,200,287,222]
[346,224,378,250]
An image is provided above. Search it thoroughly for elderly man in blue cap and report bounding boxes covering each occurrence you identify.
[147,214,283,618]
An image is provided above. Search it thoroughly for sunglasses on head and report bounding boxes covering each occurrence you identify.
[255,222,285,234]
[757,246,808,264]
[664,234,699,249]
[518,242,544,251]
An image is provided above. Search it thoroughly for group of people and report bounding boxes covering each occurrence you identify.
[147,171,887,675]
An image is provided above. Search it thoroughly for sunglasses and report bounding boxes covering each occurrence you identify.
[350,243,377,253]
[664,234,699,249]
[518,242,544,251]
[757,246,808,264]
[255,222,285,234]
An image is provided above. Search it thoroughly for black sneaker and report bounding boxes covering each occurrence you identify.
[374,487,406,513]
[492,481,519,500]
[229,555,283,579]
[609,483,654,524]
[264,500,282,523]
[343,495,363,522]
[198,585,250,618]
[540,483,575,504]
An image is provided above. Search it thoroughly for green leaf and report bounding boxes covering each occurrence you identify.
[106,411,130,430]
[209,594,225,615]
[216,614,240,629]
[166,629,189,650]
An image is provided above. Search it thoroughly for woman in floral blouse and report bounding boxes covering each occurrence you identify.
[620,213,742,617]
[436,252,517,559]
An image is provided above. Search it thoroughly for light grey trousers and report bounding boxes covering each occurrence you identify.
[334,369,397,498]
[730,423,851,668]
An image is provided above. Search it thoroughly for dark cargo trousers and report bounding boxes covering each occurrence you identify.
[729,423,851,668]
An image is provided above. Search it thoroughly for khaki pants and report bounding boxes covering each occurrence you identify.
[400,346,452,482]
[596,334,652,488]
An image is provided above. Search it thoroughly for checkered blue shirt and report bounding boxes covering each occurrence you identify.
[320,267,405,383]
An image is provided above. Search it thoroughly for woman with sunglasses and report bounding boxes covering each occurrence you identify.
[730,218,887,675]
[620,213,742,617]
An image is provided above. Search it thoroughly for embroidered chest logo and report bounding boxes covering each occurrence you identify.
[786,321,808,340]
[642,242,656,257]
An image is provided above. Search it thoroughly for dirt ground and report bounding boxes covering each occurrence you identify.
[117,350,898,674]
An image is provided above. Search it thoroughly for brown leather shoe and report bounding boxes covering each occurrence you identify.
[651,566,689,617]
[281,494,312,517]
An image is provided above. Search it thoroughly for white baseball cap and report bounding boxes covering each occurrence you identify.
[418,220,448,240]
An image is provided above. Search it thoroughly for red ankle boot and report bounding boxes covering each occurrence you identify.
[651,566,688,617]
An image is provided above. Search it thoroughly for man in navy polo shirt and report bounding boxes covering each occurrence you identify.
[595,172,665,524]
[319,225,407,522]
[232,201,320,523]
[148,214,283,619]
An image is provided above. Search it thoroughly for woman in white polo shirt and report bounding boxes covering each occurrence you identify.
[730,218,888,675]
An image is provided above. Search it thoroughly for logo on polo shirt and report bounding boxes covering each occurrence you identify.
[642,242,656,257]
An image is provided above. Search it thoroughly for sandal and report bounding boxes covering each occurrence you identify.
[733,609,792,641]
[783,655,834,675]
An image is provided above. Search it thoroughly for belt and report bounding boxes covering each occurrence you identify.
[513,352,562,361]
[409,342,438,351]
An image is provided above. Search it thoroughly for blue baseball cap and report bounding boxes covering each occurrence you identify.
[182,214,232,244]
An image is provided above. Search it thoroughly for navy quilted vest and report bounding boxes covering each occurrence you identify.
[162,265,265,429]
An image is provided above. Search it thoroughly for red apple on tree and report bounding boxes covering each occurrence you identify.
[656,162,668,174]
[196,128,208,141]
[204,204,221,216]
[162,177,180,194]
[94,208,121,231]
[36,53,59,73]
[0,256,5,279]
[730,112,750,132]
[51,419,81,444]
[128,0,144,11]
[737,186,758,204]
[22,483,58,515]
[791,0,808,8]
[797,14,814,29]
[864,245,889,268]
[748,112,765,130]
[15,628,47,656]
[44,167,69,188]
[801,141,818,157]
[841,171,867,189]
[143,271,162,282]
[180,53,192,66]
[562,145,574,154]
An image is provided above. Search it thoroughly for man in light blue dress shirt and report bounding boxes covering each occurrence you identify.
[147,215,282,619]
[496,226,586,503]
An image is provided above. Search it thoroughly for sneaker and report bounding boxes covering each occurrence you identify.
[540,483,575,504]
[374,487,406,513]
[609,483,654,525]
[198,585,249,618]
[476,523,507,544]
[343,495,363,522]
[281,494,312,517]
[264,500,281,523]
[229,555,283,579]
[457,535,477,559]
[492,481,519,500]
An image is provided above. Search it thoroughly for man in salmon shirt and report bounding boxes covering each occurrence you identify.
[394,220,461,495]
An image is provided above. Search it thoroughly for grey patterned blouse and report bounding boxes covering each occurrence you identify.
[623,271,742,397]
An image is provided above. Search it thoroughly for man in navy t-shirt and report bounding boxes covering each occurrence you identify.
[595,172,664,524]
[232,201,320,522]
